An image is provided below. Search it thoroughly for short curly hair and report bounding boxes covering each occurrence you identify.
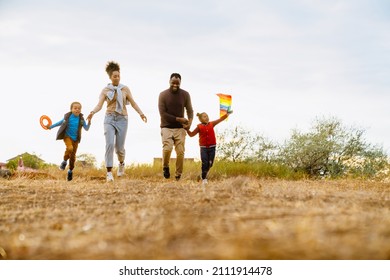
[105,61,120,77]
[170,73,181,80]
[70,101,82,110]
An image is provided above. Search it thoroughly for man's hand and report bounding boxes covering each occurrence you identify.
[176,117,188,124]
[182,118,192,130]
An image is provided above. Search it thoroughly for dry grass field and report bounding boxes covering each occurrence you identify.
[1,168,390,260]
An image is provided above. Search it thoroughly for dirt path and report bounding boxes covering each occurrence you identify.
[1,177,389,259]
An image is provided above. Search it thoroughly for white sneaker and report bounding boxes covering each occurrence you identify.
[202,179,208,186]
[106,172,114,182]
[117,163,125,177]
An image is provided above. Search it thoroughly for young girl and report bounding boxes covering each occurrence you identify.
[87,61,147,182]
[185,109,233,185]
[47,101,91,181]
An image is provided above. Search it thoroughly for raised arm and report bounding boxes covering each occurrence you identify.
[211,110,233,127]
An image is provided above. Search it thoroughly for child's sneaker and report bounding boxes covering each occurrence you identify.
[202,179,208,186]
[67,170,73,181]
[106,172,114,182]
[59,160,67,170]
[117,162,125,177]
[175,175,181,181]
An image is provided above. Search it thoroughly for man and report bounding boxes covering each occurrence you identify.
[158,73,194,180]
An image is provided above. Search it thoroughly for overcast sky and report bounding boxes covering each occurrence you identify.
[1,0,389,166]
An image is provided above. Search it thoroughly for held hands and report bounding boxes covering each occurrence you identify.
[87,112,94,122]
[176,117,192,129]
[182,121,192,130]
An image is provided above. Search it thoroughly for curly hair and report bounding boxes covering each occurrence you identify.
[70,101,82,110]
[105,61,120,77]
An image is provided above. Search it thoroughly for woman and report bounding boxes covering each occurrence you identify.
[87,61,147,182]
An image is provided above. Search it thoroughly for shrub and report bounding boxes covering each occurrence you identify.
[278,117,387,178]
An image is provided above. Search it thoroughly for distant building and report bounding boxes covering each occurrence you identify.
[7,152,45,170]
[0,162,7,170]
[0,162,11,178]
[153,157,195,166]
[18,157,24,170]
[77,160,94,168]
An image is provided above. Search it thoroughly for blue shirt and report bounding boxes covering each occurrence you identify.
[50,114,90,141]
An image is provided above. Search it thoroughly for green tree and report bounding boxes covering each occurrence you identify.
[76,153,97,167]
[247,136,278,163]
[279,117,387,177]
[6,160,17,171]
[216,126,266,162]
[6,153,46,170]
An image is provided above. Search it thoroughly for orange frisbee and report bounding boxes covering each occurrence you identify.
[40,115,52,130]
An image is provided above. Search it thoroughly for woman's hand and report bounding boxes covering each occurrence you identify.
[87,112,94,122]
[140,114,147,123]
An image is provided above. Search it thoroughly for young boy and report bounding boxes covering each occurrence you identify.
[185,109,233,185]
[47,101,91,181]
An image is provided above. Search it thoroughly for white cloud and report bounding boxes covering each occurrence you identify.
[1,0,390,165]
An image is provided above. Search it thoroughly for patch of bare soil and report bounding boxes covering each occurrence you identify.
[0,176,389,259]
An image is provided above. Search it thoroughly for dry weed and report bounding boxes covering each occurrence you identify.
[0,175,389,259]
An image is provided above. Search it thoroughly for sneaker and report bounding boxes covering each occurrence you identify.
[202,179,208,186]
[106,172,114,182]
[59,160,67,170]
[163,167,170,179]
[175,175,181,181]
[67,170,73,181]
[117,162,125,177]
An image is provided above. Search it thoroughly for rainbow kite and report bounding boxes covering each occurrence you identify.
[216,93,232,118]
